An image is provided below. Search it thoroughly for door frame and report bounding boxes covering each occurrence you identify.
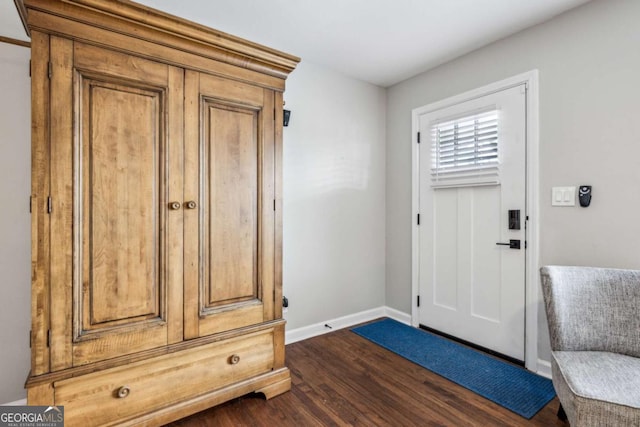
[410,70,540,372]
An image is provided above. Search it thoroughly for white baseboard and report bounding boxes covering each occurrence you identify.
[285,306,410,344]
[383,306,411,325]
[536,358,552,379]
[1,398,26,406]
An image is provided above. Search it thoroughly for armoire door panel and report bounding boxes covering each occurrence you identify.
[184,71,275,338]
[50,42,184,368]
[206,104,258,307]
[81,80,161,328]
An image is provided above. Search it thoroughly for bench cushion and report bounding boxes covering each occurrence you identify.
[552,351,640,426]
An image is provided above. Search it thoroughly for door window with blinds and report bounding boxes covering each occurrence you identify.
[430,108,499,188]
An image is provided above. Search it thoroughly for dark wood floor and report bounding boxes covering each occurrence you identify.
[168,319,568,426]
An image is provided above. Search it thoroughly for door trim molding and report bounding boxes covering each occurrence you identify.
[410,70,540,372]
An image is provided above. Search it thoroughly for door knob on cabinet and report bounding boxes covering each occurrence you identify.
[185,201,197,209]
[229,354,240,365]
[169,202,181,210]
[116,385,131,398]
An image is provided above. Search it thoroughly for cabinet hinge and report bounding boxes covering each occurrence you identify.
[273,199,276,211]
[47,61,52,79]
[47,196,52,214]
[417,132,421,143]
[46,330,51,347]
[29,195,32,213]
[29,330,32,348]
[29,60,31,77]
[417,295,420,307]
[417,213,420,225]
[273,289,276,302]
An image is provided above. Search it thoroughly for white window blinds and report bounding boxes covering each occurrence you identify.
[430,109,500,188]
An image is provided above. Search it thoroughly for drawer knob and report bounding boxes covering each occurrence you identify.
[117,386,131,398]
[185,201,197,209]
[229,354,240,365]
[169,201,181,210]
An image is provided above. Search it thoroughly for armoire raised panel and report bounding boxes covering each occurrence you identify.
[20,1,298,425]
[183,71,278,339]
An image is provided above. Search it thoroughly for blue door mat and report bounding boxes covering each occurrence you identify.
[351,318,555,419]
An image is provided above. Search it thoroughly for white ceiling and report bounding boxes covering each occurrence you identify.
[136,0,592,87]
[2,0,593,87]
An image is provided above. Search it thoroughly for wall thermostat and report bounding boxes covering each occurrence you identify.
[578,185,592,207]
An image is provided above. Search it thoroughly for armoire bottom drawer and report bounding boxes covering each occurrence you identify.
[53,330,275,426]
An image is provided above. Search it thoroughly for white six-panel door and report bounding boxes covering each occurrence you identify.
[418,84,526,361]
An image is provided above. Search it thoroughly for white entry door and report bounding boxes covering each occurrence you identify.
[418,84,526,361]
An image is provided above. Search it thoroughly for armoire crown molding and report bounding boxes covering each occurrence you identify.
[17,0,300,81]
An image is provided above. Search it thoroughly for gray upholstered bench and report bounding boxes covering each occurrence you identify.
[541,266,640,426]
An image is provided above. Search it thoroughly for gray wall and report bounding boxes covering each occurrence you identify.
[283,61,387,329]
[0,42,31,403]
[386,0,640,362]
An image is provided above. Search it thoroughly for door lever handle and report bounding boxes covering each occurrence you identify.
[496,239,521,249]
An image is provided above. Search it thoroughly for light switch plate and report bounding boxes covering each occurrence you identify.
[552,186,575,206]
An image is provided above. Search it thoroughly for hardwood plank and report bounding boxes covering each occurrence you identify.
[167,321,567,427]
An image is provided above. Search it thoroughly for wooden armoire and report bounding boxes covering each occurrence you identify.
[20,0,299,425]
